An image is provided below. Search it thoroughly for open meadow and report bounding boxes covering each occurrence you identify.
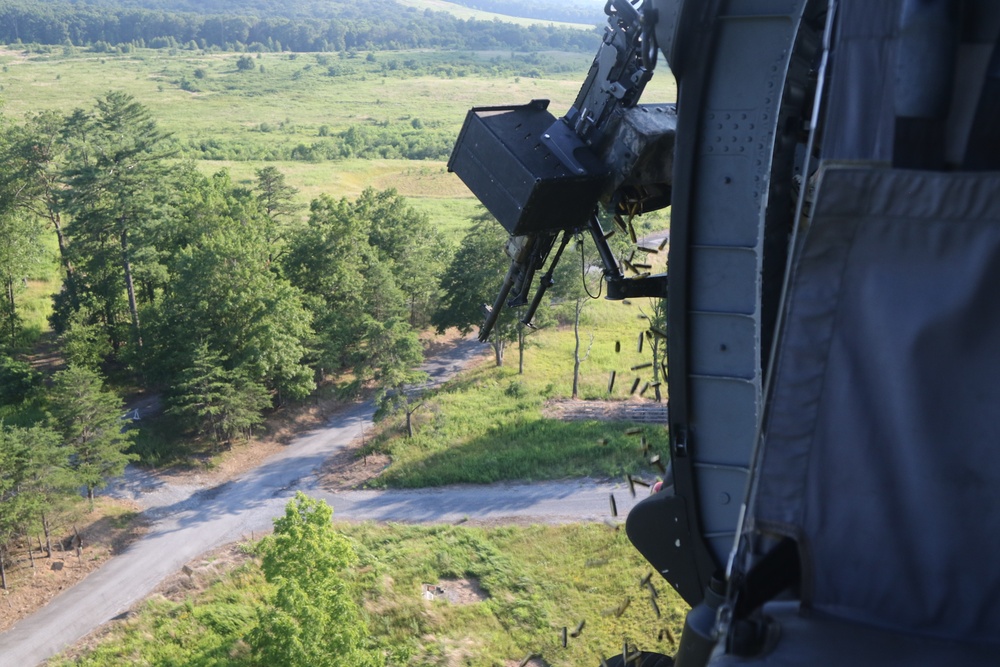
[0,45,676,233]
[395,0,599,30]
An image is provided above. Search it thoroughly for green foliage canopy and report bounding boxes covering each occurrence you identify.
[59,91,176,355]
[433,212,515,366]
[153,224,315,403]
[166,343,272,444]
[251,493,381,667]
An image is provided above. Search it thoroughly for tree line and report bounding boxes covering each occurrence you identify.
[0,0,598,53]
[0,91,448,583]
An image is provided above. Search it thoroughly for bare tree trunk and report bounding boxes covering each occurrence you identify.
[5,278,16,347]
[27,536,35,569]
[0,547,7,590]
[518,326,525,375]
[50,213,80,309]
[572,298,594,399]
[572,299,583,399]
[41,512,52,558]
[405,402,422,438]
[106,301,120,353]
[492,338,505,367]
[73,525,83,559]
[120,227,142,349]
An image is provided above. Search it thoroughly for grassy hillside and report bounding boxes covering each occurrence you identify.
[0,48,588,145]
[394,0,597,30]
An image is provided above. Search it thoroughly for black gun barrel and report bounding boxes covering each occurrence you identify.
[479,265,517,342]
[521,230,573,328]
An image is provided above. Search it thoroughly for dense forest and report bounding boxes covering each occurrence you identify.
[0,91,453,583]
[0,0,599,53]
[35,0,604,23]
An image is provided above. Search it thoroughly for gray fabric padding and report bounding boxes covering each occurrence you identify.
[707,602,1000,666]
[753,166,1000,641]
[822,1,901,162]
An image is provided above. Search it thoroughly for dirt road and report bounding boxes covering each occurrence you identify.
[0,338,644,667]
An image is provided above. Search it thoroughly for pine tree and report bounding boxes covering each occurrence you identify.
[60,91,175,355]
[48,365,137,505]
[433,212,517,367]
[0,424,70,587]
[167,342,271,446]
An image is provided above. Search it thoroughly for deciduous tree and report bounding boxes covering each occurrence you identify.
[356,187,446,327]
[0,424,73,586]
[433,212,516,367]
[251,493,381,667]
[153,226,314,403]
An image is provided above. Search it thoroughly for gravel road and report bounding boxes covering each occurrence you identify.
[0,337,645,667]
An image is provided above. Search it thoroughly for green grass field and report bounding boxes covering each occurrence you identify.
[371,295,670,488]
[53,521,685,667]
[193,158,485,238]
[0,46,676,233]
[0,47,593,142]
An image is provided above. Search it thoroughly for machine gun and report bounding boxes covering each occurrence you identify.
[448,0,674,341]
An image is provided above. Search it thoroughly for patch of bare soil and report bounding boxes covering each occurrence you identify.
[422,577,489,605]
[0,498,149,634]
[318,444,391,492]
